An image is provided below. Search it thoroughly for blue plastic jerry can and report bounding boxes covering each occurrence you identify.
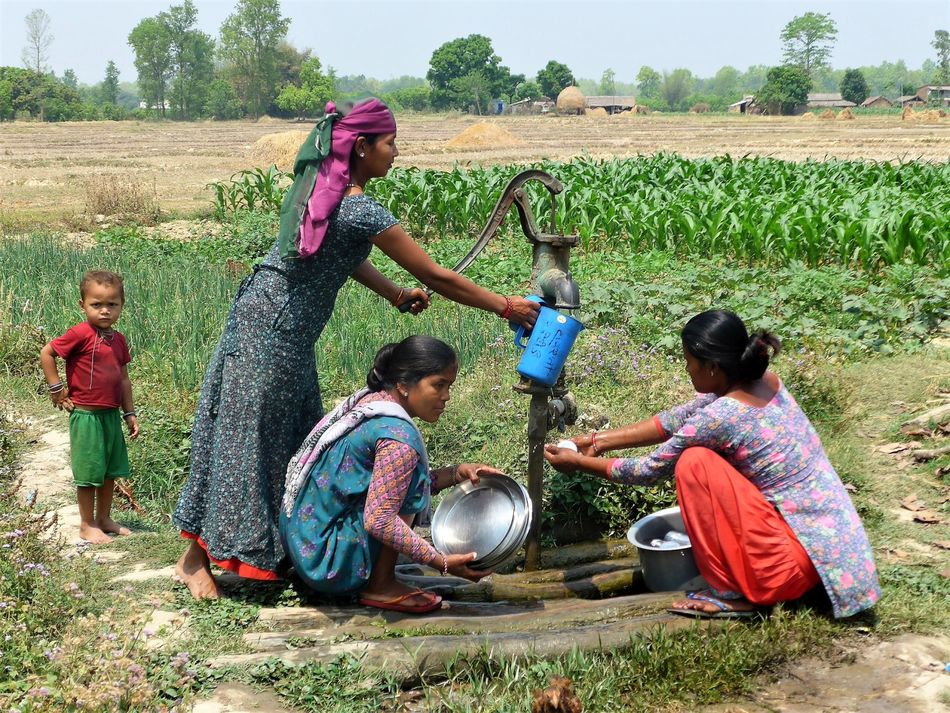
[511,296,585,386]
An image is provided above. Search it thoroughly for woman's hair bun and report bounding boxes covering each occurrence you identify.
[366,342,399,391]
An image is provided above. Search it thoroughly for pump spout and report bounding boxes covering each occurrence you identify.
[538,268,580,310]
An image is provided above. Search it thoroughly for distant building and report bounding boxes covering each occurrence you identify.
[138,100,171,110]
[728,96,756,113]
[859,95,893,109]
[806,93,857,109]
[898,94,926,107]
[585,95,637,114]
[915,85,950,106]
[507,98,554,115]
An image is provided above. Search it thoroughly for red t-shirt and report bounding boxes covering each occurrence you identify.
[50,322,131,408]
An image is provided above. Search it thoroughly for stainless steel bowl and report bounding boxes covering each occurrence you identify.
[431,474,531,569]
[474,477,531,569]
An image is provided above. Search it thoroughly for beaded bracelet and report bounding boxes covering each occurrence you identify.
[498,296,514,320]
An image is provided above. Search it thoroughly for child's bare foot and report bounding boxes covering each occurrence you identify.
[79,523,114,544]
[175,542,220,600]
[97,518,132,536]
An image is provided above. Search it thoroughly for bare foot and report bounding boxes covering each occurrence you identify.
[670,590,756,614]
[97,518,132,536]
[174,543,220,600]
[79,523,114,544]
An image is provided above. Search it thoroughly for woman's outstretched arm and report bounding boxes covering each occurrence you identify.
[371,225,538,327]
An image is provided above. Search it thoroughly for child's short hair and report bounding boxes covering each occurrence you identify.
[80,270,125,302]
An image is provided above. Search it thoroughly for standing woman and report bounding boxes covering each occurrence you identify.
[174,99,539,599]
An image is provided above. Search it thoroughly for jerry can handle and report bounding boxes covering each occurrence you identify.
[513,325,531,350]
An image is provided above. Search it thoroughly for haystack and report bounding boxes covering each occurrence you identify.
[556,86,586,113]
[836,108,855,120]
[919,109,945,122]
[249,130,310,171]
[901,106,916,120]
[819,109,836,120]
[799,111,816,120]
[256,115,283,124]
[586,107,609,118]
[445,122,525,150]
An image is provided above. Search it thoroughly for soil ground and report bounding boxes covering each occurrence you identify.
[1,113,949,224]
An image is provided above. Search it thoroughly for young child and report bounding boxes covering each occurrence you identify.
[39,270,139,544]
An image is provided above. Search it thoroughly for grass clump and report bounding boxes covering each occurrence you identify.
[83,175,161,225]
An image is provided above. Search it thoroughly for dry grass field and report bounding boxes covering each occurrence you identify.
[1,112,949,226]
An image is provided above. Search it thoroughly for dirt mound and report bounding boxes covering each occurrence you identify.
[837,108,855,120]
[819,109,836,120]
[799,112,816,120]
[248,130,310,171]
[586,107,609,118]
[445,122,525,150]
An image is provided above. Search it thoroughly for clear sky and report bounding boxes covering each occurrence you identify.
[1,0,947,85]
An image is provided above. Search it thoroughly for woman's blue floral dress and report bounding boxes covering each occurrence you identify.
[173,196,398,578]
[280,414,430,594]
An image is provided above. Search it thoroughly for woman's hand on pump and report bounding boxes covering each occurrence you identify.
[394,287,430,315]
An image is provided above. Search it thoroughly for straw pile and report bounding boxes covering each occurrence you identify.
[586,107,609,118]
[256,115,284,124]
[901,107,947,122]
[248,130,310,171]
[836,108,855,120]
[556,86,586,113]
[819,109,836,120]
[799,111,816,120]
[445,122,525,150]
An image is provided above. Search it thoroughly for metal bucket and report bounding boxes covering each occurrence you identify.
[627,506,708,592]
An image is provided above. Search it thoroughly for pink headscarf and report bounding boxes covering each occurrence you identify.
[298,99,397,259]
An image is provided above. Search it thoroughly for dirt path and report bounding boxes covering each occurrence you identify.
[14,414,950,712]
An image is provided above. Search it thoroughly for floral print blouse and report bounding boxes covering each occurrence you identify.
[610,380,881,618]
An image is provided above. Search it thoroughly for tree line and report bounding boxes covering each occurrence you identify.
[2,1,948,122]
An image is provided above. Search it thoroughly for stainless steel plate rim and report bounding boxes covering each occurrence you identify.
[431,474,526,560]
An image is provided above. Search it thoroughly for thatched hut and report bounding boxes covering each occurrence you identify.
[556,86,586,115]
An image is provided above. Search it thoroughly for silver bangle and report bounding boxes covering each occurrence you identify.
[47,382,64,392]
[122,410,136,419]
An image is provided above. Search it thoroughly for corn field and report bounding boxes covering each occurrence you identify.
[367,155,950,270]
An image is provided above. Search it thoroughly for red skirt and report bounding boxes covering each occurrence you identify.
[674,447,819,605]
[181,530,280,581]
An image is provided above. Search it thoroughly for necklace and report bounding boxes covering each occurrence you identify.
[345,182,361,189]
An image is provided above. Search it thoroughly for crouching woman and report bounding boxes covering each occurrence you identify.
[544,310,881,619]
[279,335,492,614]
